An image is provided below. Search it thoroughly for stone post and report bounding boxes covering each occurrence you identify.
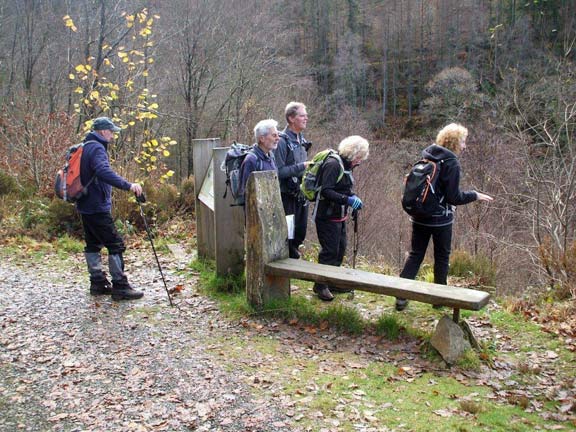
[245,171,290,308]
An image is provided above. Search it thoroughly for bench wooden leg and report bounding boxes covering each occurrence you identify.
[452,308,460,323]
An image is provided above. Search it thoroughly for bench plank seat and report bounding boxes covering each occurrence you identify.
[265,258,490,311]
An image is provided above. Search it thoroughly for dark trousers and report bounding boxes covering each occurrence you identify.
[314,218,347,291]
[81,212,126,255]
[281,193,308,259]
[400,223,452,285]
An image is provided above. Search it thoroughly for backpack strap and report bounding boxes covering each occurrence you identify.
[81,140,100,189]
[328,153,347,183]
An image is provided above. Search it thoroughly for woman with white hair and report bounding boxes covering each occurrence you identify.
[312,135,369,301]
[395,123,493,311]
[237,119,280,201]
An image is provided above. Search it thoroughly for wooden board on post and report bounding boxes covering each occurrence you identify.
[192,138,219,260]
[213,147,245,276]
[245,171,290,309]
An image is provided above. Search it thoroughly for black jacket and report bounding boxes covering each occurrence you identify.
[412,144,477,226]
[316,154,354,221]
[273,127,310,195]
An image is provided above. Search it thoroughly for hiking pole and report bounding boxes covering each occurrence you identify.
[135,193,173,307]
[347,209,359,300]
[352,209,359,269]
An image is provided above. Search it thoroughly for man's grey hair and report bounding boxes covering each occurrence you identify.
[285,101,306,123]
[254,119,278,142]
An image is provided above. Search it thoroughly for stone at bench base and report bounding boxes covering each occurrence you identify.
[431,316,472,364]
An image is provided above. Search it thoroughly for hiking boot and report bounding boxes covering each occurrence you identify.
[313,284,334,302]
[112,279,144,301]
[90,278,112,295]
[329,286,353,294]
[395,298,408,312]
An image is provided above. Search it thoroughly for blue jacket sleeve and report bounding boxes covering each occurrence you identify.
[90,145,132,191]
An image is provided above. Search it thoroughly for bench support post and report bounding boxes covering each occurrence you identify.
[452,308,460,323]
[245,172,290,309]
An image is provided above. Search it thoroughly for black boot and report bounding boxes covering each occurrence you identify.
[395,297,408,311]
[313,283,334,301]
[329,285,353,294]
[86,252,111,295]
[112,277,144,301]
[90,276,112,295]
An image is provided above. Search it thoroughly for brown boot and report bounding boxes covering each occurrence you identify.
[313,284,334,301]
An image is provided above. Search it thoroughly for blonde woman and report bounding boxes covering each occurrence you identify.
[396,123,493,311]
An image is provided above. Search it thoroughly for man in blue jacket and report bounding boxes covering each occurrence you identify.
[77,117,144,301]
[237,119,279,202]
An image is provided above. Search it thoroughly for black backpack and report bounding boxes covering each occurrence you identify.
[222,142,261,206]
[401,158,452,217]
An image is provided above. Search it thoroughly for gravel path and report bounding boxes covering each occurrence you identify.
[0,250,292,432]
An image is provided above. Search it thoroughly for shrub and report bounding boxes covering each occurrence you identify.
[420,67,485,125]
[45,200,83,237]
[0,170,18,196]
[449,249,496,286]
[21,197,50,230]
[178,176,196,213]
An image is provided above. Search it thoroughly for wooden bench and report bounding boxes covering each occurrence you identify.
[244,172,490,324]
[266,258,489,323]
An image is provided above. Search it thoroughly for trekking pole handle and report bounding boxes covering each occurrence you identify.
[135,192,147,203]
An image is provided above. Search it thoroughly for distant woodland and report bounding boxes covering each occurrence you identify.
[0,0,575,297]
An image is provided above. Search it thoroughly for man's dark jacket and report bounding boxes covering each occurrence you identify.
[273,127,309,195]
[76,132,131,215]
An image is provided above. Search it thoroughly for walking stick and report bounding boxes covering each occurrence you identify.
[348,209,359,300]
[352,209,359,269]
[136,193,173,307]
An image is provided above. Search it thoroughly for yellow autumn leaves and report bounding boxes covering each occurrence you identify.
[65,8,176,183]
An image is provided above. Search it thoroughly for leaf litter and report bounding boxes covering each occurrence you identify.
[0,244,575,431]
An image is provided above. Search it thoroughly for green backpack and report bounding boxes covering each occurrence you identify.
[300,149,345,201]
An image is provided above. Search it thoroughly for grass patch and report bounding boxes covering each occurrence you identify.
[260,296,365,334]
[203,329,573,431]
[455,348,482,370]
[189,258,251,317]
[319,303,365,334]
[55,234,84,255]
[375,314,403,340]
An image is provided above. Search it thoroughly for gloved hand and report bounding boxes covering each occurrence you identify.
[347,195,363,210]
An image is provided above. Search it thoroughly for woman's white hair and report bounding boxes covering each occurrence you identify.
[338,135,370,162]
[254,119,278,142]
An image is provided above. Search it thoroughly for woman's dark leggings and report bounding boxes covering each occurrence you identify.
[400,222,453,285]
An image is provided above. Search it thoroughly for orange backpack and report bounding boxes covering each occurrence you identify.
[54,141,97,203]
